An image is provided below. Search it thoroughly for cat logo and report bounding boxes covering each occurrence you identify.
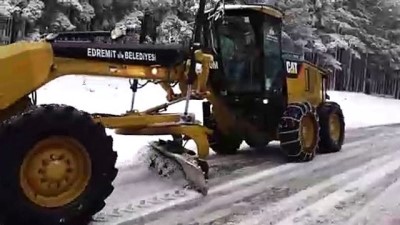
[286,61,298,74]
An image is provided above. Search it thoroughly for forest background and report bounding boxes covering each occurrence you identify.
[1,0,400,97]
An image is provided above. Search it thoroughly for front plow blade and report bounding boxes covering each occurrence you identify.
[148,140,209,195]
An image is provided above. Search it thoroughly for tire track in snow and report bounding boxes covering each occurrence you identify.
[177,150,399,225]
[91,126,400,225]
[346,178,400,225]
[273,154,400,225]
[231,149,400,225]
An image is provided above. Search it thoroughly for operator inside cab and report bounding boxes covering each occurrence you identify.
[218,16,259,92]
[216,10,284,95]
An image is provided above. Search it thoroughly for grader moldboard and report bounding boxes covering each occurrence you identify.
[0,0,345,224]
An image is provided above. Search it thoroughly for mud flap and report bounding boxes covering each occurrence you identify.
[148,140,209,195]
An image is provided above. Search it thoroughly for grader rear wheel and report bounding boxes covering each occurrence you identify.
[317,101,345,153]
[278,102,319,162]
[0,104,118,225]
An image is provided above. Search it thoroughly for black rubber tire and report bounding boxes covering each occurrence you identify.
[0,95,34,123]
[0,104,118,225]
[317,101,345,153]
[209,129,242,155]
[278,102,319,162]
[203,105,242,155]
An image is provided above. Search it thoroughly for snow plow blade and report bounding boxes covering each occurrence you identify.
[148,140,209,195]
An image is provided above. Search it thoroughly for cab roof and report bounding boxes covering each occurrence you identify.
[206,4,284,19]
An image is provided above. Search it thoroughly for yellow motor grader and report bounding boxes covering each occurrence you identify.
[0,0,345,224]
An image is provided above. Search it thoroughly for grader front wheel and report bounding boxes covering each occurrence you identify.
[20,136,92,208]
[203,107,242,155]
[244,131,270,149]
[278,102,319,162]
[0,104,118,225]
[209,129,242,155]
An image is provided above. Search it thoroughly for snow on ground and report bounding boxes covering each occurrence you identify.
[328,91,400,129]
[96,126,400,225]
[35,75,400,166]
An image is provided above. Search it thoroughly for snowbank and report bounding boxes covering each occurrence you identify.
[327,91,400,129]
[35,76,400,165]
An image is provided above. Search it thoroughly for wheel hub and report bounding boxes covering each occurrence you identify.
[40,153,74,190]
[329,113,341,142]
[300,114,316,150]
[46,159,67,181]
[20,136,91,208]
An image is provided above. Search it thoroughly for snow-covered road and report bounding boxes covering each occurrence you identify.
[89,124,400,225]
[36,76,400,225]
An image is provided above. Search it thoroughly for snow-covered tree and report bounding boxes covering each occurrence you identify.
[2,0,400,95]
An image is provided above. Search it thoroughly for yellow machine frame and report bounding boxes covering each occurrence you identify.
[0,4,293,161]
[286,62,328,107]
[0,41,216,159]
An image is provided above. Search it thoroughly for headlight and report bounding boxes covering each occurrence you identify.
[151,67,158,75]
[195,63,202,74]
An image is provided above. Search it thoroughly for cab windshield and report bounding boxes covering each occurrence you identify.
[216,12,283,94]
[217,14,261,93]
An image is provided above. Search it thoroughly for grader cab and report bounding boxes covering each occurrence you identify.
[199,2,345,159]
[0,0,345,224]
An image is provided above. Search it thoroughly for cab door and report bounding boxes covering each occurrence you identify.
[262,15,284,94]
